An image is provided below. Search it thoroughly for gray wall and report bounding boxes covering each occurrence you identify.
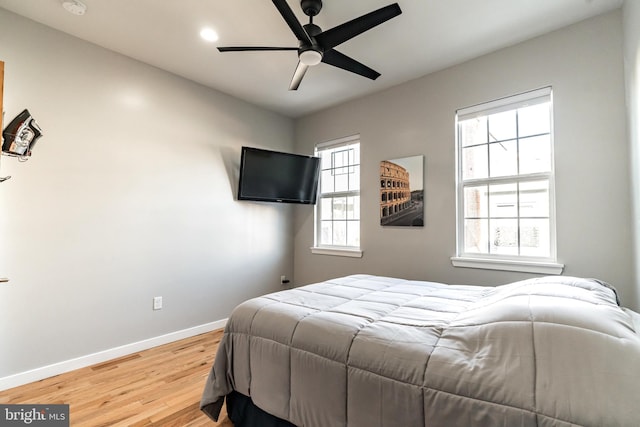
[0,10,294,378]
[624,0,640,311]
[294,10,638,310]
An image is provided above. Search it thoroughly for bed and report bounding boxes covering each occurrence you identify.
[200,274,640,427]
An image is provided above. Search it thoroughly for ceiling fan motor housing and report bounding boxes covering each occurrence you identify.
[299,23,323,64]
[302,23,322,39]
[301,0,322,17]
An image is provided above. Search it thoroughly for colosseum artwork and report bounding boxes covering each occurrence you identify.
[380,155,424,226]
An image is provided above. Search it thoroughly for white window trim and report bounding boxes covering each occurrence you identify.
[311,134,361,257]
[452,87,563,275]
[310,246,363,258]
[451,256,564,275]
[315,134,360,151]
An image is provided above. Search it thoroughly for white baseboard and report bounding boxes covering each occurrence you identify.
[0,319,227,392]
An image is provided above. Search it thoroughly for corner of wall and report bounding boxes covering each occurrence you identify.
[623,0,640,311]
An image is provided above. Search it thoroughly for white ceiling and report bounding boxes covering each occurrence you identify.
[0,0,624,118]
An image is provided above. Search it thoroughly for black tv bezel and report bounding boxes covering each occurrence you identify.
[237,146,321,205]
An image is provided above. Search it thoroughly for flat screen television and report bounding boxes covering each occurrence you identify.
[237,146,321,204]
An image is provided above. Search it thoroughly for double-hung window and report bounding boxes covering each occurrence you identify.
[452,87,563,274]
[312,135,362,257]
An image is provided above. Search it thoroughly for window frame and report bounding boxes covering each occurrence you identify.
[451,87,563,274]
[311,135,362,258]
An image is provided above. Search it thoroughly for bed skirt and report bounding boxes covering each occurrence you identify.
[225,391,296,427]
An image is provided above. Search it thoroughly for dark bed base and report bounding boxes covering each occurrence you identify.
[226,391,297,427]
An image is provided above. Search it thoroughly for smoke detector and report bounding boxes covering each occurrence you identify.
[62,0,87,16]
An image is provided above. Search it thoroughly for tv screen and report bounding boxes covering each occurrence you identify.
[237,146,321,204]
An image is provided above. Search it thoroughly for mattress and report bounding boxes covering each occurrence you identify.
[201,274,640,426]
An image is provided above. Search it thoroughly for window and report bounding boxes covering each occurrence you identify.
[312,136,362,258]
[452,87,563,274]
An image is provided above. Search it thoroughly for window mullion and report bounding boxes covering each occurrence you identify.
[485,117,491,179]
[516,109,521,256]
[463,172,551,186]
[322,190,359,198]
[517,181,521,256]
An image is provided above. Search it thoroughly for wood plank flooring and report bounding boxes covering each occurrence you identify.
[0,330,232,426]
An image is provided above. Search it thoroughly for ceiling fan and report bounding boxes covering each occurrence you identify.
[217,0,402,90]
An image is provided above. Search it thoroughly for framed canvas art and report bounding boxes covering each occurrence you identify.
[380,155,424,226]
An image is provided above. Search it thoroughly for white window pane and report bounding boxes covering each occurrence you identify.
[333,221,347,246]
[464,219,488,253]
[320,221,332,245]
[518,103,550,137]
[488,110,517,142]
[464,185,488,218]
[333,197,346,220]
[335,172,349,192]
[489,140,517,177]
[321,170,334,194]
[462,145,488,180]
[489,183,517,218]
[346,196,360,220]
[353,145,360,165]
[320,197,332,220]
[333,149,348,168]
[490,218,518,255]
[320,150,332,170]
[519,180,549,218]
[519,135,551,174]
[520,219,550,257]
[350,165,360,191]
[460,117,487,147]
[347,220,360,247]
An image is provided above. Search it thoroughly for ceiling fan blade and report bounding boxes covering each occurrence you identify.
[272,0,313,45]
[289,62,309,90]
[322,49,380,80]
[218,46,298,52]
[315,3,402,50]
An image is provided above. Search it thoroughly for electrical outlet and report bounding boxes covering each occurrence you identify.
[280,275,290,286]
[153,296,163,310]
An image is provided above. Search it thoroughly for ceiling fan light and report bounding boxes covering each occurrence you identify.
[300,50,322,66]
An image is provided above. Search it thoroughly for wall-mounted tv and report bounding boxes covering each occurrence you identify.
[237,146,320,204]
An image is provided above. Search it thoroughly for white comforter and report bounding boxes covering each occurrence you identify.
[201,275,640,426]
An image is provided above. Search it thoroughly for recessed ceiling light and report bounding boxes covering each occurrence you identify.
[200,27,219,43]
[62,0,87,16]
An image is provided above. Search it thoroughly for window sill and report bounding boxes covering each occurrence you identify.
[311,247,363,258]
[450,256,564,275]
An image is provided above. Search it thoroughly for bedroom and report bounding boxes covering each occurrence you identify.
[0,0,639,425]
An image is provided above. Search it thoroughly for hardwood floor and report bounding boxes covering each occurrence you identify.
[0,330,232,426]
